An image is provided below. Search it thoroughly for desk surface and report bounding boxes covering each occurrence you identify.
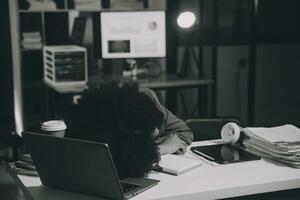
[19,141,300,200]
[46,74,214,93]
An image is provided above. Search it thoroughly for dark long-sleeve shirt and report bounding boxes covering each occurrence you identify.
[140,88,194,145]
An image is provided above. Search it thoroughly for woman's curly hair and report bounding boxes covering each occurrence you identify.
[65,81,163,179]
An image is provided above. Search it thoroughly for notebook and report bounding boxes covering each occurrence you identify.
[69,16,87,45]
[157,154,202,175]
[22,132,159,200]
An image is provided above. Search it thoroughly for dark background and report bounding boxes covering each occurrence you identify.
[1,1,300,199]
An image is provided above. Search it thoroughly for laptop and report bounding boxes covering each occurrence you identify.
[0,162,34,200]
[22,132,159,200]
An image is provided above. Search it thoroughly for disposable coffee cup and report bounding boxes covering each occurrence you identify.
[40,120,67,137]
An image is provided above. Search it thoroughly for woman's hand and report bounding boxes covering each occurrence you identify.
[155,134,187,155]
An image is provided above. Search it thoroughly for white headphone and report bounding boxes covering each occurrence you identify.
[220,122,241,144]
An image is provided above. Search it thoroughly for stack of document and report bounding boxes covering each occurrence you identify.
[22,32,42,50]
[27,0,57,11]
[74,0,101,10]
[243,124,300,168]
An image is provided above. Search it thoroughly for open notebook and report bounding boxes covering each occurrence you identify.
[157,154,202,175]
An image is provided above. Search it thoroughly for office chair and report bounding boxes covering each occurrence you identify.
[185,117,243,141]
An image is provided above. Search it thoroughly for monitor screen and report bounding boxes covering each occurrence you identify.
[101,11,166,59]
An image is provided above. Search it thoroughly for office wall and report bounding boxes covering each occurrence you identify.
[215,0,300,126]
[216,46,249,123]
[215,44,300,127]
[255,44,300,127]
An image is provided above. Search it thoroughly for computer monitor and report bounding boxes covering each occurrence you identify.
[100,10,166,59]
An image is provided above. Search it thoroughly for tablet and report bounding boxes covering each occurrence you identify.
[191,144,260,164]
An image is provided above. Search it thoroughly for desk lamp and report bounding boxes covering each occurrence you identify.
[177,11,200,77]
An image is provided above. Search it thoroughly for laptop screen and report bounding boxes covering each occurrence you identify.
[23,132,125,200]
[23,132,159,199]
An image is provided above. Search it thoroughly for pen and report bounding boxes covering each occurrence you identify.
[152,164,163,172]
[187,150,214,166]
[192,150,215,161]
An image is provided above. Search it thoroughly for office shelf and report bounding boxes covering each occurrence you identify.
[19,9,69,13]
[21,48,42,52]
[10,0,169,130]
[22,80,44,88]
[10,0,98,129]
[19,8,109,13]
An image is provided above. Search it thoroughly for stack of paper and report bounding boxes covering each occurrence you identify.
[27,0,57,11]
[243,124,300,168]
[74,0,101,10]
[22,32,42,50]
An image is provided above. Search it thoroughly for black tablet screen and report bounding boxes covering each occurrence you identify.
[191,144,260,164]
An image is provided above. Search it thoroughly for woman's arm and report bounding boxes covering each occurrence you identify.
[140,88,194,154]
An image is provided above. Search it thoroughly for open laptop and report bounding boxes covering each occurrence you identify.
[0,162,34,200]
[22,132,159,200]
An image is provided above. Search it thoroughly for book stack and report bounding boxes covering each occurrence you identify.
[13,154,38,176]
[22,32,42,50]
[243,124,300,168]
[74,0,101,10]
[26,0,57,11]
[110,0,143,9]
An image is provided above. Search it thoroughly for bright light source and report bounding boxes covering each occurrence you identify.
[177,11,196,29]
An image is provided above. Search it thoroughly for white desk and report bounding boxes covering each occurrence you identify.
[20,141,300,200]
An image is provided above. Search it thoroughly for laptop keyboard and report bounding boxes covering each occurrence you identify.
[121,182,140,193]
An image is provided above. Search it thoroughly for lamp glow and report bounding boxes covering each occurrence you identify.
[177,11,196,29]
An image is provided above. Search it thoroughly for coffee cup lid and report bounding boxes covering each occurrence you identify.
[41,120,67,132]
